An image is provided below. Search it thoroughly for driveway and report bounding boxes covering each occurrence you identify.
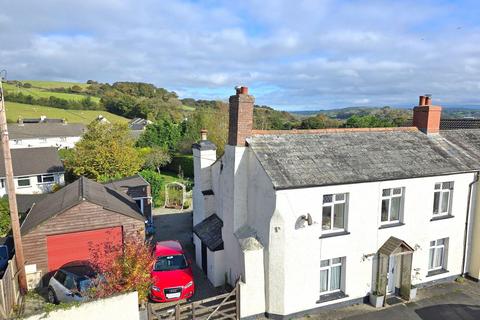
[309,280,480,320]
[151,208,224,302]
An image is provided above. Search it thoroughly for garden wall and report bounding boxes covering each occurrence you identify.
[24,291,139,320]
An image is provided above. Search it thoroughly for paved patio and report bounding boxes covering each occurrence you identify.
[306,280,480,320]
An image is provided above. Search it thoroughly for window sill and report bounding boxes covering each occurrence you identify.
[430,215,454,222]
[427,268,449,277]
[319,231,350,239]
[317,291,348,304]
[379,222,405,229]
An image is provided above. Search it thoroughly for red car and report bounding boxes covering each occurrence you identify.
[150,240,195,302]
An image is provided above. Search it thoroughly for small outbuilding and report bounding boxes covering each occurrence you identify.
[20,176,145,286]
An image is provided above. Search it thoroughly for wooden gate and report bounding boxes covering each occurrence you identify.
[149,282,239,320]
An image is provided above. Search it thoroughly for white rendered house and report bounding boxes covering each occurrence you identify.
[193,88,480,319]
[0,147,65,197]
[9,122,85,149]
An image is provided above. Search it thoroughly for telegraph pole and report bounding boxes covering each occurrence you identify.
[0,71,27,293]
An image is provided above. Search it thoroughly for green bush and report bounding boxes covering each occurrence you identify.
[165,154,194,178]
[139,170,165,207]
[0,197,10,237]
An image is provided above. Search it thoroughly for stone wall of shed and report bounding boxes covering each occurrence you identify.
[22,201,145,284]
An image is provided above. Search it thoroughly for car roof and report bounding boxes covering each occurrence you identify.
[155,240,184,257]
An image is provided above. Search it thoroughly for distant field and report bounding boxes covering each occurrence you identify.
[5,102,128,124]
[3,83,101,103]
[20,80,91,89]
[180,105,195,111]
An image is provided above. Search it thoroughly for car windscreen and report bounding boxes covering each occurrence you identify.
[154,255,188,271]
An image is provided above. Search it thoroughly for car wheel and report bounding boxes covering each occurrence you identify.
[47,288,58,304]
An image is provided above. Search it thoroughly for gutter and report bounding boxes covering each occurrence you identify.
[462,171,479,276]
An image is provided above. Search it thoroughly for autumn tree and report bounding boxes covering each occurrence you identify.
[88,235,155,303]
[65,121,143,182]
[143,148,172,173]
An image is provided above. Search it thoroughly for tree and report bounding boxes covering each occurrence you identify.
[344,115,395,128]
[136,120,182,152]
[65,121,143,182]
[144,148,172,173]
[88,234,155,303]
[0,197,10,237]
[139,169,165,207]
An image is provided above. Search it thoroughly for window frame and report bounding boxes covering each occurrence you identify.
[428,238,447,271]
[37,174,55,184]
[320,257,344,295]
[380,187,404,225]
[321,193,348,234]
[16,177,31,188]
[433,182,454,216]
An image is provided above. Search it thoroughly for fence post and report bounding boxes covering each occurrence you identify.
[0,280,6,319]
[191,301,195,320]
[235,282,240,320]
[175,303,180,320]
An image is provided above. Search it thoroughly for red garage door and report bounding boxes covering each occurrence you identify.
[46,227,123,271]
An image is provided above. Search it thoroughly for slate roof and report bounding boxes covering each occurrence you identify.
[9,123,85,139]
[247,128,480,189]
[16,194,48,214]
[21,176,145,235]
[193,214,223,251]
[104,174,149,190]
[129,118,151,131]
[378,236,414,256]
[0,147,64,177]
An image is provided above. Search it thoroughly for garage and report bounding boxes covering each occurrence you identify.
[46,226,123,271]
[20,176,146,286]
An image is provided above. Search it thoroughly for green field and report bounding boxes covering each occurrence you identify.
[20,80,91,89]
[4,102,128,124]
[3,82,101,103]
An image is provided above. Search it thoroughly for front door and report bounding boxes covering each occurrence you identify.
[387,255,396,294]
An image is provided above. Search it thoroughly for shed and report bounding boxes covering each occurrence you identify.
[20,176,145,284]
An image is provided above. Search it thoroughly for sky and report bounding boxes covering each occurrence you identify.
[1,0,480,111]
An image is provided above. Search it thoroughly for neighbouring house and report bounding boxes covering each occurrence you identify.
[105,174,152,222]
[192,87,480,318]
[20,176,146,287]
[17,116,64,124]
[0,147,65,197]
[9,122,85,149]
[129,118,152,139]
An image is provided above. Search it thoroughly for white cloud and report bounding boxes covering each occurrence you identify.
[0,0,479,110]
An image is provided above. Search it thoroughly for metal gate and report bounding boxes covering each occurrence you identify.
[149,282,239,320]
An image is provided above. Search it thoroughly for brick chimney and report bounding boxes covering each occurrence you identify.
[413,95,442,134]
[228,86,254,146]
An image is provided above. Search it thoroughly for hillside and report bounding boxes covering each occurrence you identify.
[4,101,128,124]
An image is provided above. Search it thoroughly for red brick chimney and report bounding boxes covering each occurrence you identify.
[228,86,254,146]
[413,95,442,134]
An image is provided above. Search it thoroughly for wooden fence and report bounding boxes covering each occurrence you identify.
[149,282,239,320]
[0,255,21,319]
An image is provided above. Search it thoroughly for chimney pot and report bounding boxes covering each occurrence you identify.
[200,129,208,141]
[235,86,248,95]
[419,96,426,106]
[425,94,432,105]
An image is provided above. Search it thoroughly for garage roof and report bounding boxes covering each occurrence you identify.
[21,176,145,235]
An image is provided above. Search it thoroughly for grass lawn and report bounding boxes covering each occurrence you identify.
[3,83,101,103]
[5,102,129,124]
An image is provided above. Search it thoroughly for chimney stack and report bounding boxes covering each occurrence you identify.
[228,86,254,146]
[200,129,208,141]
[413,94,442,134]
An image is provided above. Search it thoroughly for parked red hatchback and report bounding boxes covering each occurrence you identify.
[150,240,195,302]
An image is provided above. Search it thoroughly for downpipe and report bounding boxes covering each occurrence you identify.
[461,171,479,276]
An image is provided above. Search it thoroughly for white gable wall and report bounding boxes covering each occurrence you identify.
[269,172,475,315]
[10,136,80,149]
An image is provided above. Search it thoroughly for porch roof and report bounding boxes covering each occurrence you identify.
[378,236,414,256]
